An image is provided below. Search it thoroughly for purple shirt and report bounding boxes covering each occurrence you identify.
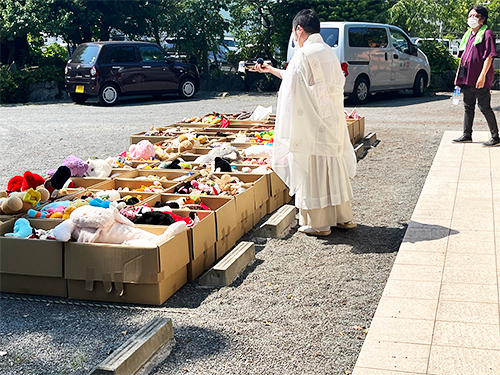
[456,29,498,89]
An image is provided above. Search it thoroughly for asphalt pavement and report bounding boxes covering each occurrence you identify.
[1,90,499,374]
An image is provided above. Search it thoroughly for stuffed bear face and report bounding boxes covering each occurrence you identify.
[85,159,112,177]
[70,205,115,228]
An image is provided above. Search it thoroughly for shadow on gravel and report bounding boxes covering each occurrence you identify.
[323,224,407,254]
[151,325,228,372]
[347,91,450,108]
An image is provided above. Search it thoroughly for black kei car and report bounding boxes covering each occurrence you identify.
[64,41,200,105]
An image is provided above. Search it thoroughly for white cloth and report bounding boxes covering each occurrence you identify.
[273,33,356,210]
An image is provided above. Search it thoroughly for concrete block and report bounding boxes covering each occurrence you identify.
[354,143,364,159]
[90,317,174,375]
[254,204,296,238]
[363,132,377,146]
[198,241,255,286]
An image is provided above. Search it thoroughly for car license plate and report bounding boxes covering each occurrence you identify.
[75,85,84,93]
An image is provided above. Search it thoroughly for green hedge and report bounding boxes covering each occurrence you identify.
[0,43,67,104]
[418,41,459,76]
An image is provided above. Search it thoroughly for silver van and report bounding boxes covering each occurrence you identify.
[287,22,431,104]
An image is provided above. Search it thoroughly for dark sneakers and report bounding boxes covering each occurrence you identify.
[483,137,500,147]
[452,134,472,143]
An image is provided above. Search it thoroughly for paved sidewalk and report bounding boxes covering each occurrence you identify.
[353,131,500,374]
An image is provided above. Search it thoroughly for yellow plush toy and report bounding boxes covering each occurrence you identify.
[0,187,50,215]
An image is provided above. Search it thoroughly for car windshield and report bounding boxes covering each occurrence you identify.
[70,44,100,64]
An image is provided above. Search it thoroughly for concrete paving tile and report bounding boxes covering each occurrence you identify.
[428,345,500,374]
[446,238,495,254]
[449,218,494,231]
[442,266,497,285]
[374,297,438,320]
[394,250,445,267]
[367,317,434,345]
[403,228,451,242]
[389,264,443,282]
[353,367,426,375]
[432,321,500,349]
[355,340,430,374]
[399,238,449,253]
[382,280,441,300]
[439,283,498,303]
[411,210,453,221]
[407,219,451,229]
[419,186,457,197]
[452,210,494,221]
[444,252,496,269]
[453,199,493,212]
[436,300,499,325]
[447,230,495,243]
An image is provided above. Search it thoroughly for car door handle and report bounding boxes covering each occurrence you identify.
[142,66,152,69]
[393,54,399,59]
[112,66,122,69]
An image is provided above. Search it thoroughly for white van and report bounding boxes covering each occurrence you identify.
[287,22,431,104]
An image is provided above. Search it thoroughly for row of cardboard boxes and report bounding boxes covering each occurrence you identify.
[129,116,365,147]
[0,169,291,305]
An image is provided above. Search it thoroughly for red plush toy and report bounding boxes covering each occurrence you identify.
[7,171,45,193]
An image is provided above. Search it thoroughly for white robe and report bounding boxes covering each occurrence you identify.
[273,33,356,226]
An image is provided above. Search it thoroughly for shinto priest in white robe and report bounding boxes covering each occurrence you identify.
[273,33,356,228]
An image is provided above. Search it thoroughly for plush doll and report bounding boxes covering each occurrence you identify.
[44,166,72,195]
[194,146,241,164]
[6,171,45,193]
[85,159,112,178]
[0,187,50,215]
[4,218,34,238]
[46,155,88,178]
[178,139,194,153]
[129,140,155,160]
[53,205,186,246]
[214,157,232,172]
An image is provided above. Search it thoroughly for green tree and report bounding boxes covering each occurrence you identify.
[170,0,230,73]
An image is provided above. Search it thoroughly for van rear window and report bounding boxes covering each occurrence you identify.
[70,45,100,64]
[321,28,339,47]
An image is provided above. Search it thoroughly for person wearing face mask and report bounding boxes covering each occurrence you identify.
[254,9,356,236]
[452,5,499,147]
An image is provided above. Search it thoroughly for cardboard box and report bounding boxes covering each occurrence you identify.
[187,245,215,282]
[253,202,267,227]
[215,226,241,260]
[116,170,198,182]
[158,194,235,240]
[267,189,292,214]
[268,171,287,197]
[0,219,66,297]
[64,227,190,305]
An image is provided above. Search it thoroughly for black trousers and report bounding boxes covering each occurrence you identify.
[462,85,499,139]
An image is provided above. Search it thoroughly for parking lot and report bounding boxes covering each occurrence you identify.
[1,91,499,374]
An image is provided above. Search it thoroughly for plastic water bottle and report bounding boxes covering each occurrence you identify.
[452,86,461,105]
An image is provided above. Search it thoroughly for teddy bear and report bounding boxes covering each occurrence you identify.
[85,159,112,178]
[129,140,156,161]
[53,205,186,246]
[178,139,195,153]
[0,186,50,215]
[46,155,88,178]
[194,146,241,164]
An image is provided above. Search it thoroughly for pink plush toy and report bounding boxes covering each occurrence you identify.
[129,140,156,160]
[53,205,186,246]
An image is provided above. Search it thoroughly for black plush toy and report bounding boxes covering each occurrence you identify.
[214,157,232,172]
[133,211,176,225]
[165,159,181,169]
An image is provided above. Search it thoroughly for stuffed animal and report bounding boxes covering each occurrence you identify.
[178,139,194,153]
[4,218,33,238]
[214,157,232,172]
[129,140,155,160]
[47,155,88,178]
[53,205,186,246]
[0,187,50,215]
[85,159,112,178]
[6,171,45,193]
[194,146,241,164]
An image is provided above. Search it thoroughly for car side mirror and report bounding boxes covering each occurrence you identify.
[166,56,175,64]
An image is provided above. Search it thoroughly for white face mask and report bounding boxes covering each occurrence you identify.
[468,17,480,28]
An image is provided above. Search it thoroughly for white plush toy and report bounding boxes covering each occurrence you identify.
[53,205,186,246]
[85,159,112,178]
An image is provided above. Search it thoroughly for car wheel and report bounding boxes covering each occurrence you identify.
[70,93,89,104]
[178,78,196,99]
[98,83,119,106]
[350,77,370,104]
[412,72,425,97]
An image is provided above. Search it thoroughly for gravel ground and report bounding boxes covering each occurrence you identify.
[1,90,499,375]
